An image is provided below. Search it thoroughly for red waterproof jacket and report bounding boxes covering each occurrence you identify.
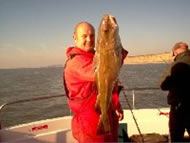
[64,47,127,142]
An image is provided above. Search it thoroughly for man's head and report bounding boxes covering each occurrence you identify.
[73,22,95,53]
[172,42,188,57]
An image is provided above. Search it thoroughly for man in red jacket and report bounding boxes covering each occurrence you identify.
[64,22,127,142]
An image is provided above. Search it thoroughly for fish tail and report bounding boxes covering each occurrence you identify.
[96,114,111,135]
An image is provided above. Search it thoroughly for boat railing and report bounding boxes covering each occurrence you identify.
[122,87,161,109]
[0,94,67,129]
[0,87,162,129]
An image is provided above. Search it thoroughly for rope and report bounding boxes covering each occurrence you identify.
[119,82,145,143]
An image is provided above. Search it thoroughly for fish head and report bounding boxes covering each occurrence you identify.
[100,15,118,32]
[97,15,120,50]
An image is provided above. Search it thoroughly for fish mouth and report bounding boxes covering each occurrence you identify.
[102,15,118,31]
[108,15,117,27]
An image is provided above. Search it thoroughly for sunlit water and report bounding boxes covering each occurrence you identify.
[0,63,170,127]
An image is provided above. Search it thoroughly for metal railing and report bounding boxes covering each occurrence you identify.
[122,87,160,109]
[0,94,67,129]
[0,87,161,129]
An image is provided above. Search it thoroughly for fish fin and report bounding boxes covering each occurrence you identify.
[96,115,111,135]
[95,96,101,113]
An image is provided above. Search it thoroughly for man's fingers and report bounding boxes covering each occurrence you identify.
[116,110,124,121]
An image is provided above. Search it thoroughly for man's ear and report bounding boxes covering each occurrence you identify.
[73,33,77,42]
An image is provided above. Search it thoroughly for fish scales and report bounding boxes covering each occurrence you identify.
[94,15,123,134]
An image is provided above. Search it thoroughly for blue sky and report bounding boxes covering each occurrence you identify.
[1,0,190,68]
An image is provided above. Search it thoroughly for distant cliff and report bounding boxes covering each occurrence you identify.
[124,52,172,64]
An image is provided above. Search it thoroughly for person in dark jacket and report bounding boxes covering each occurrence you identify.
[160,42,190,142]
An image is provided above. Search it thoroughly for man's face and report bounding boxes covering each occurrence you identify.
[173,43,187,57]
[74,24,95,52]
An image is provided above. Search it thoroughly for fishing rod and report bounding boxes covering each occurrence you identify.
[119,81,145,143]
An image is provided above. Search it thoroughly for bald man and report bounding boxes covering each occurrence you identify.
[63,22,127,142]
[73,22,95,53]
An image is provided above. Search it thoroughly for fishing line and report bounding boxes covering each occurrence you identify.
[119,81,145,143]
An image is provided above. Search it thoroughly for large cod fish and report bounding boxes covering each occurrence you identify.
[94,15,123,134]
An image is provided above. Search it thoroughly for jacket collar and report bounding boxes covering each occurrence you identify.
[174,50,190,61]
[66,47,94,58]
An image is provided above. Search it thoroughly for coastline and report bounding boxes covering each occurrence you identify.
[124,61,171,65]
[124,52,172,65]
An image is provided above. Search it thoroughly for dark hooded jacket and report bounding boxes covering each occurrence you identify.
[160,50,190,105]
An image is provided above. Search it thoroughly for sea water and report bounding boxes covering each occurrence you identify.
[0,63,170,127]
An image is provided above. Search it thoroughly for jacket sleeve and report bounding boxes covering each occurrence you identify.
[160,61,178,90]
[111,82,123,112]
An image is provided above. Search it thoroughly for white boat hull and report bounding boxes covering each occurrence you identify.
[0,116,76,143]
[0,108,171,143]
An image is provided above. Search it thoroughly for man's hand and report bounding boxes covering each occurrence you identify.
[115,109,124,121]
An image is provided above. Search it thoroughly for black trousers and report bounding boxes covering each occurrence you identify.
[169,105,190,142]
